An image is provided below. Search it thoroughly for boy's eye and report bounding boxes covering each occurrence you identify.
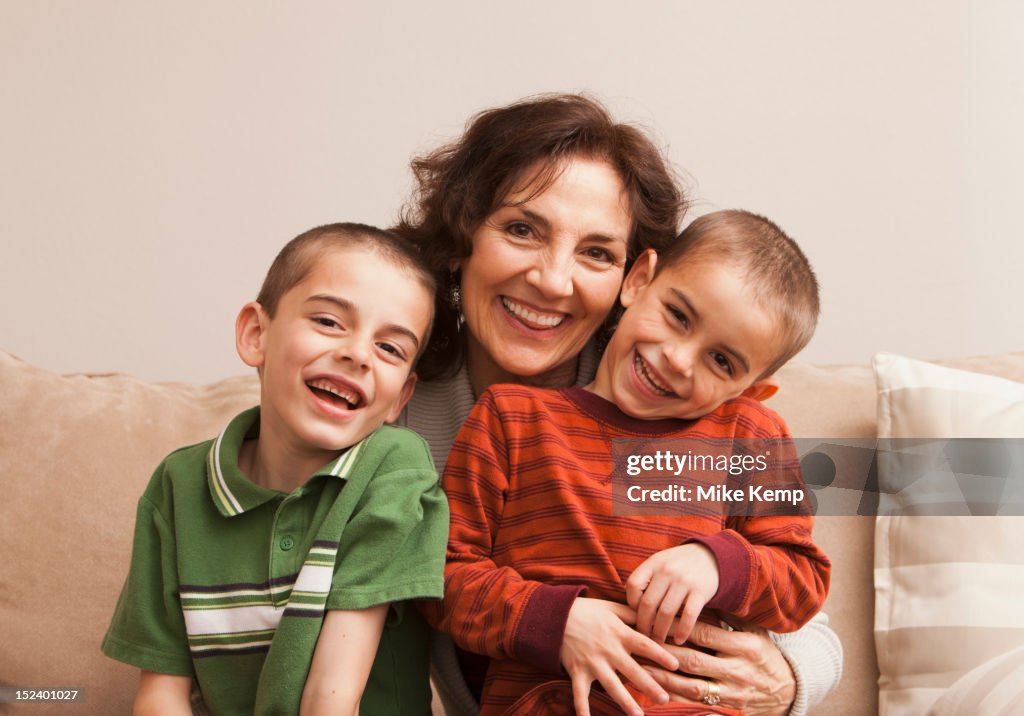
[314,317,341,329]
[377,342,407,361]
[667,305,689,328]
[712,352,734,375]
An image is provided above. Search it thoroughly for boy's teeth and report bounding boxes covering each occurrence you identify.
[501,297,565,328]
[308,379,359,408]
[635,353,673,396]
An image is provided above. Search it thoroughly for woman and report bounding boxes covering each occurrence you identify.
[395,94,841,716]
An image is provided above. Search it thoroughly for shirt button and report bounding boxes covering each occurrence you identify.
[280,536,295,551]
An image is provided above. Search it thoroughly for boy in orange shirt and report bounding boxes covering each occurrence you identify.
[432,210,830,716]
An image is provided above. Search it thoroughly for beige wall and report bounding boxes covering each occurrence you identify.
[2,1,1021,383]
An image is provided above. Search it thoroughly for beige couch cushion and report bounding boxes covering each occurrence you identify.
[769,353,1024,716]
[0,352,258,714]
[872,353,1024,716]
[769,361,878,715]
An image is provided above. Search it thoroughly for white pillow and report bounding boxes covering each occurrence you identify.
[873,353,1024,716]
[926,644,1024,715]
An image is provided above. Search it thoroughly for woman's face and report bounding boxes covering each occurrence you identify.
[458,157,633,387]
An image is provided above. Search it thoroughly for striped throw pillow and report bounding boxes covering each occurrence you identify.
[872,353,1024,715]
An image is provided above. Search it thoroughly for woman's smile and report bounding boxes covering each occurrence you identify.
[499,296,569,330]
[458,157,632,386]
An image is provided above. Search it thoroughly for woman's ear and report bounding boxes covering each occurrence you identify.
[619,249,658,308]
[236,302,269,369]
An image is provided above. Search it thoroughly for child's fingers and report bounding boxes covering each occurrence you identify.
[628,627,680,672]
[671,595,707,646]
[603,599,639,626]
[634,577,670,636]
[593,664,646,716]
[651,584,687,644]
[624,563,651,610]
[571,674,594,716]
[615,654,670,709]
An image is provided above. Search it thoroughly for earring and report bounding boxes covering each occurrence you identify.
[448,271,462,311]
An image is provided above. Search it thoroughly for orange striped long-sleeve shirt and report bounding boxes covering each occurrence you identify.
[431,385,830,715]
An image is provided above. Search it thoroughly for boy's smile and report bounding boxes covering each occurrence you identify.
[306,376,363,410]
[236,246,431,484]
[588,251,781,421]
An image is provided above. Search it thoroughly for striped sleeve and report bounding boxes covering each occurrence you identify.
[691,401,831,632]
[689,517,830,632]
[428,390,581,671]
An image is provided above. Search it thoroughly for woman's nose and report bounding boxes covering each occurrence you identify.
[524,251,574,299]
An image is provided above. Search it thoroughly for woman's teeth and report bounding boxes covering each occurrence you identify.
[307,379,360,409]
[501,297,566,328]
[634,353,674,396]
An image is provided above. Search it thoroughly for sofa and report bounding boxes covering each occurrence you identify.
[2,349,1022,715]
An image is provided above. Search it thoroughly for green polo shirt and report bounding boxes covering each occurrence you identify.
[102,407,448,715]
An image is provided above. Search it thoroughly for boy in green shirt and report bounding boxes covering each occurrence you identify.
[102,223,448,715]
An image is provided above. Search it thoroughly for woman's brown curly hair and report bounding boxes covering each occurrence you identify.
[394,93,687,380]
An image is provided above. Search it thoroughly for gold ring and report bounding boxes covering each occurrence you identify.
[702,680,721,706]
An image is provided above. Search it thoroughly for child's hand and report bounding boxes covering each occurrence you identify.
[625,543,720,646]
[560,597,679,716]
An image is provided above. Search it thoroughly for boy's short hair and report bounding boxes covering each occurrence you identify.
[256,223,437,356]
[655,210,820,377]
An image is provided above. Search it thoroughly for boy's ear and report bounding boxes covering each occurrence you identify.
[741,377,779,402]
[620,249,658,308]
[385,373,418,423]
[236,302,269,369]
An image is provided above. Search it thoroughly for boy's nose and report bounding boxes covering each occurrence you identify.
[663,343,695,379]
[335,338,371,369]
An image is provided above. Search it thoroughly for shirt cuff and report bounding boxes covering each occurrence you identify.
[770,612,844,715]
[513,583,585,674]
[685,530,749,612]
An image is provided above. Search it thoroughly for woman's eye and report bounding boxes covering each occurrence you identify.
[712,353,734,375]
[582,246,614,263]
[507,222,532,238]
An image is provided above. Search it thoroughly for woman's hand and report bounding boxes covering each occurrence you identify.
[644,617,796,716]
